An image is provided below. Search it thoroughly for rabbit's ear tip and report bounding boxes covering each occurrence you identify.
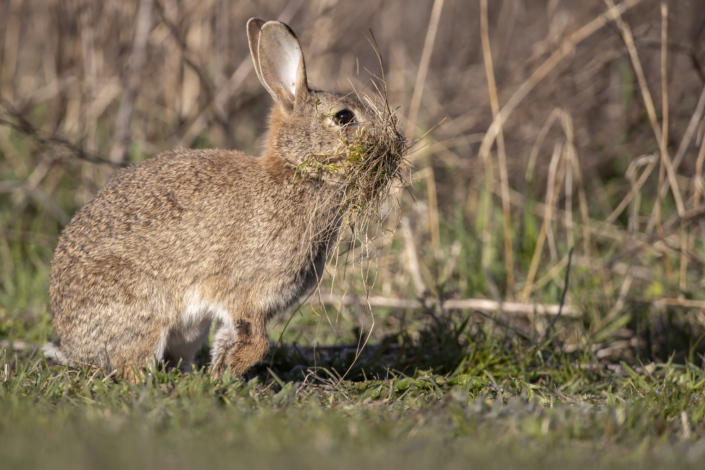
[248,19,267,86]
[248,18,265,31]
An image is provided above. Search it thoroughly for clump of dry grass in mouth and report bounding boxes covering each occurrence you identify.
[295,93,410,229]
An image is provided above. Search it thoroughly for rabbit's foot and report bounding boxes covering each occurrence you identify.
[210,319,269,377]
[116,364,146,383]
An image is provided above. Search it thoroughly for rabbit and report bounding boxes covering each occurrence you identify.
[45,18,378,380]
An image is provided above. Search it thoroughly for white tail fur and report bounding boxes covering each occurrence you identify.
[42,341,68,364]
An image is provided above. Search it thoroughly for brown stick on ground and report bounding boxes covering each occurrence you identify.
[307,292,580,317]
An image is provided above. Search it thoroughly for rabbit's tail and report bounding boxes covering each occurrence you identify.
[42,341,68,364]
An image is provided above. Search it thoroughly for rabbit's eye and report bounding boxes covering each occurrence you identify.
[334,109,355,126]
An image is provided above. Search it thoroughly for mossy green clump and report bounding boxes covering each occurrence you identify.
[295,95,409,230]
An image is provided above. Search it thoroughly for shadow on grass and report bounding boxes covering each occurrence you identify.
[179,301,705,390]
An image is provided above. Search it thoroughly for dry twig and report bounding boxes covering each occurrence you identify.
[480,0,514,295]
[109,0,154,165]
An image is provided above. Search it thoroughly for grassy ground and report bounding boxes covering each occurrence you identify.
[4,337,705,469]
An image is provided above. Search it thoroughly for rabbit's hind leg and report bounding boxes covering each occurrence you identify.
[108,316,168,381]
[210,316,269,377]
[51,305,162,375]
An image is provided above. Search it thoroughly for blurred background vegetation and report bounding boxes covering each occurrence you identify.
[1,0,705,370]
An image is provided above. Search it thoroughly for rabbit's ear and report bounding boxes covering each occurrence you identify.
[255,21,310,112]
[247,18,266,85]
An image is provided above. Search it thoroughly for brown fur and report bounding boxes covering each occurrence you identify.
[46,19,375,379]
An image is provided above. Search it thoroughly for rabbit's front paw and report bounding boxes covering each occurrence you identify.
[210,319,269,377]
